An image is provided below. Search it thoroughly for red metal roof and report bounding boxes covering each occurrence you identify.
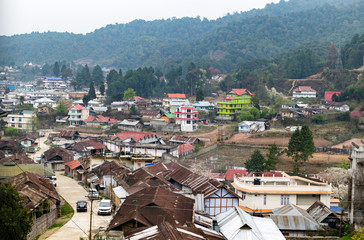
[74,104,83,110]
[168,93,186,98]
[324,91,341,102]
[178,143,195,154]
[84,115,118,123]
[293,86,316,92]
[111,131,156,142]
[65,160,81,169]
[229,88,253,96]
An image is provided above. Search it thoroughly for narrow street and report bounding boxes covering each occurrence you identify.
[27,129,51,163]
[47,173,112,240]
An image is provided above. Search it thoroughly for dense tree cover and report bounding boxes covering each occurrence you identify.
[88,82,96,100]
[91,65,104,86]
[286,126,316,173]
[334,73,364,102]
[341,33,364,69]
[0,182,33,240]
[0,0,363,72]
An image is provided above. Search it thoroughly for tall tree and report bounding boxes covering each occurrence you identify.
[53,62,60,77]
[55,101,68,116]
[266,144,279,171]
[286,125,315,173]
[245,150,266,173]
[100,81,105,96]
[327,43,338,69]
[82,94,90,106]
[88,82,96,100]
[91,65,104,86]
[196,88,204,101]
[82,65,91,85]
[61,67,73,79]
[0,182,33,240]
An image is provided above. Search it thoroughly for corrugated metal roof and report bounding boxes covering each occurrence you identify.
[270,203,322,231]
[306,201,339,223]
[216,206,284,240]
[0,164,54,178]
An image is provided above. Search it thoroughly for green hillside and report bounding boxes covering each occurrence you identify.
[0,0,363,72]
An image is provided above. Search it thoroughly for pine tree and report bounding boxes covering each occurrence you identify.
[286,126,315,173]
[53,62,60,77]
[88,82,96,100]
[82,65,91,86]
[196,88,204,101]
[83,94,90,106]
[91,65,104,86]
[327,43,338,69]
[100,82,105,96]
[245,150,266,173]
[266,144,279,171]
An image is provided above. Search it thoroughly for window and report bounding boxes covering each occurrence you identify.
[187,115,191,118]
[241,192,246,200]
[18,124,22,128]
[11,124,15,127]
[187,120,191,124]
[72,110,75,113]
[19,117,22,122]
[187,109,191,113]
[281,195,290,205]
[264,194,267,205]
[11,117,15,122]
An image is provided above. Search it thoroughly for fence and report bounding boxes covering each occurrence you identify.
[316,147,352,155]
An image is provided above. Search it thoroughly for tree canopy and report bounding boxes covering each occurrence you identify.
[286,125,316,173]
[0,182,33,240]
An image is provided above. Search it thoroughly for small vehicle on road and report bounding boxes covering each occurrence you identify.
[98,199,112,215]
[88,188,99,200]
[76,200,87,212]
[51,176,57,187]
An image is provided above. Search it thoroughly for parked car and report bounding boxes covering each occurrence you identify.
[76,200,87,212]
[88,188,99,200]
[97,199,112,215]
[51,176,57,187]
[28,147,35,153]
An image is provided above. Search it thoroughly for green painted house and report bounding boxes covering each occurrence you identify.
[217,89,253,117]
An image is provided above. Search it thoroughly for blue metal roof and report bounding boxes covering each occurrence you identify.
[330,206,342,212]
[45,77,62,80]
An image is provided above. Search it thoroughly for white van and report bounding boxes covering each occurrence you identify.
[98,199,112,215]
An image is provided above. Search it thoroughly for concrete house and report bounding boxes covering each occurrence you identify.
[238,121,266,133]
[6,110,36,131]
[292,86,316,98]
[232,171,332,215]
[43,147,74,171]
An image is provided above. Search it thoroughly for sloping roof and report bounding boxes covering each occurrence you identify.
[73,140,105,152]
[111,131,156,142]
[178,143,195,154]
[324,91,341,102]
[74,104,83,110]
[34,97,55,103]
[306,201,340,223]
[119,119,141,126]
[123,221,225,240]
[3,171,61,211]
[0,164,54,178]
[43,147,74,163]
[107,187,195,231]
[65,160,81,170]
[229,88,253,96]
[217,206,285,240]
[59,130,79,137]
[168,93,186,98]
[293,86,316,92]
[0,154,34,164]
[169,135,199,144]
[84,115,118,123]
[270,203,321,231]
[140,110,160,116]
[0,109,8,118]
[89,161,130,184]
[0,140,24,154]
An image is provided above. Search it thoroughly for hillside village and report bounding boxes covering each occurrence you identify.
[1,57,364,240]
[2,0,364,239]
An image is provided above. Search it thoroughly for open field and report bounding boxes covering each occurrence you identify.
[184,144,348,174]
[225,132,332,147]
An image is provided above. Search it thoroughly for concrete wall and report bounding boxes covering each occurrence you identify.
[27,205,57,240]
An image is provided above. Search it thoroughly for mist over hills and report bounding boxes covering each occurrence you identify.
[0,0,363,72]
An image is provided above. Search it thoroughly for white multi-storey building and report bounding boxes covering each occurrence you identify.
[232,171,332,214]
[5,110,36,131]
[292,86,317,98]
[175,105,199,132]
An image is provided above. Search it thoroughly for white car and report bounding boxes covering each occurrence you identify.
[98,199,112,215]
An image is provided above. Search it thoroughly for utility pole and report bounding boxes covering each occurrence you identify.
[89,198,93,240]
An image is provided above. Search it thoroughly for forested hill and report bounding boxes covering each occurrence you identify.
[0,0,363,72]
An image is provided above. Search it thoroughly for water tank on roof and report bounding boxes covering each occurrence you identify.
[254,178,261,185]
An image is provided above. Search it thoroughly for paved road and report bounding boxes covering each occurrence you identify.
[28,129,51,163]
[47,173,112,240]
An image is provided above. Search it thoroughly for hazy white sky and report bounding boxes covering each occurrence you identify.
[0,0,279,36]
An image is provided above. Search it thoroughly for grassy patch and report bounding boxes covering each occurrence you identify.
[193,125,218,133]
[61,200,74,216]
[48,223,63,229]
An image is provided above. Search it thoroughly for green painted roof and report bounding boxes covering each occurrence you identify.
[0,164,55,178]
[23,110,35,114]
[165,113,175,119]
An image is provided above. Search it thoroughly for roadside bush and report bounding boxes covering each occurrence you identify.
[312,115,327,124]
